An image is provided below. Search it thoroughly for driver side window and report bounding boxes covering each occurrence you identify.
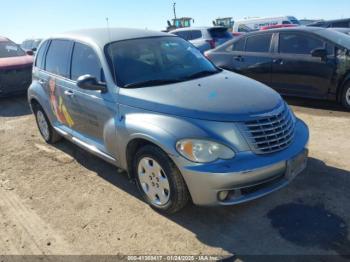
[279,33,325,55]
[71,42,104,82]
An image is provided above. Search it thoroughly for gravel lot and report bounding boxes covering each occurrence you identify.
[0,95,349,259]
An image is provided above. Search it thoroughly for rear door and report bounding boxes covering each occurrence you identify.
[270,31,336,97]
[43,39,75,134]
[230,33,273,86]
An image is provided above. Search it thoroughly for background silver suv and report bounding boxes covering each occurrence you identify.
[170,26,233,53]
[28,28,309,213]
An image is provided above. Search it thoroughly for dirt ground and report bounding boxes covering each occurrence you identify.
[0,95,349,259]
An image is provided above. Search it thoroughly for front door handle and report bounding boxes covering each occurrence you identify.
[64,90,74,97]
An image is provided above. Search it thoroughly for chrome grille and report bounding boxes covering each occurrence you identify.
[243,104,295,154]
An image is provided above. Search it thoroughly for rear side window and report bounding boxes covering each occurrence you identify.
[245,34,272,52]
[190,30,202,40]
[174,31,190,41]
[227,38,245,51]
[35,40,49,69]
[71,42,103,82]
[45,40,72,78]
[279,33,324,55]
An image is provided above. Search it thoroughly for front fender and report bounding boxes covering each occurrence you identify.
[116,105,210,170]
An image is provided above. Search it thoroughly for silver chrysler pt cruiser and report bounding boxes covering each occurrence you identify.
[28,28,309,213]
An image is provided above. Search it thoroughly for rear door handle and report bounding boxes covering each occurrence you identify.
[64,90,74,97]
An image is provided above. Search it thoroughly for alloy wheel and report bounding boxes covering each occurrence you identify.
[137,157,171,206]
[346,87,350,106]
[37,110,50,141]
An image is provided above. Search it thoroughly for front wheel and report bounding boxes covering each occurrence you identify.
[341,83,350,110]
[34,106,61,144]
[133,145,189,214]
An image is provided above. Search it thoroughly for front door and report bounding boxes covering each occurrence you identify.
[64,42,117,154]
[270,32,336,97]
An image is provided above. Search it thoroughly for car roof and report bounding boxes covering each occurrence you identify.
[50,28,172,49]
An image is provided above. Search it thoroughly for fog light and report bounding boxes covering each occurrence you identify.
[218,191,229,201]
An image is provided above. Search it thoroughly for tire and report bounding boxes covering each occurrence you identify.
[341,82,350,110]
[133,145,189,214]
[34,106,61,144]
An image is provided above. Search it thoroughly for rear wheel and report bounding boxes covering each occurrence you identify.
[341,83,350,110]
[34,106,61,144]
[133,145,189,214]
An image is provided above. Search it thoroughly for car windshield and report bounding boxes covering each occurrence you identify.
[316,29,350,49]
[105,36,220,88]
[0,41,26,58]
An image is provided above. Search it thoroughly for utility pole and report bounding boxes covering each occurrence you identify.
[173,2,177,20]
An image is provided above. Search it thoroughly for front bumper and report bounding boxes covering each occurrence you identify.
[173,119,309,206]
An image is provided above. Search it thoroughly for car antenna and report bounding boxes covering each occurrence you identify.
[106,17,117,83]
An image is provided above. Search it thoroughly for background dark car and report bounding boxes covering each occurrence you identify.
[0,36,33,97]
[170,27,233,53]
[205,27,350,109]
[307,18,350,28]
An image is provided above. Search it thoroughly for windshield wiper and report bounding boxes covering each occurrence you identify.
[123,79,182,88]
[183,70,220,81]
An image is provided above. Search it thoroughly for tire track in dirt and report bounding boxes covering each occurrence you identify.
[0,188,77,255]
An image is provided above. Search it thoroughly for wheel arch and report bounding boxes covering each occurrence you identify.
[125,137,176,180]
[29,96,53,123]
[29,97,41,111]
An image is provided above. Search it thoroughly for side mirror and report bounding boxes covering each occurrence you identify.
[26,50,34,56]
[77,75,107,93]
[32,47,37,52]
[311,48,327,59]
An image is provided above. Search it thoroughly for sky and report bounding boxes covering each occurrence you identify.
[2,0,349,43]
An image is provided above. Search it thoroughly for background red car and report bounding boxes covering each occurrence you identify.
[0,36,33,97]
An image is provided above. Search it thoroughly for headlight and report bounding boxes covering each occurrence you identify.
[176,139,235,163]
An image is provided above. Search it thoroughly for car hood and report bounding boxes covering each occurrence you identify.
[118,70,283,122]
[0,55,33,70]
